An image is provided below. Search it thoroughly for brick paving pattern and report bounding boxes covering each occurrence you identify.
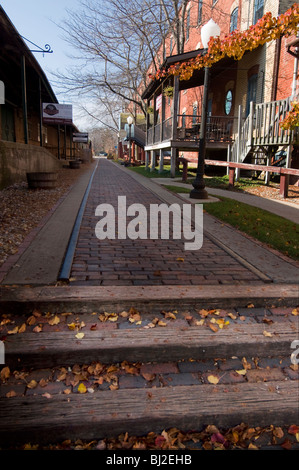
[69,159,262,286]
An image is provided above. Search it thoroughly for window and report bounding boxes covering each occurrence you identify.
[253,0,264,24]
[186,9,190,41]
[198,0,202,24]
[192,104,198,124]
[225,90,233,115]
[230,7,238,32]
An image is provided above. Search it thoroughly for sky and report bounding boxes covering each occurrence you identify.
[0,0,92,130]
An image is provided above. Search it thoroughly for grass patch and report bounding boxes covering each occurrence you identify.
[164,185,190,194]
[164,186,299,260]
[128,165,270,191]
[128,165,180,178]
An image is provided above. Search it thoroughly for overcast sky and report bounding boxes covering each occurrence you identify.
[1,0,92,129]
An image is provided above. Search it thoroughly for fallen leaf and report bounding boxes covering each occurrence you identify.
[142,372,156,381]
[208,322,219,333]
[1,366,10,381]
[27,315,36,326]
[207,375,219,384]
[263,330,273,337]
[176,257,184,262]
[273,427,284,439]
[235,369,247,375]
[162,311,176,320]
[27,380,38,389]
[7,326,19,335]
[42,392,52,399]
[78,383,87,394]
[6,390,17,398]
[33,325,42,333]
[48,315,60,326]
[67,322,77,330]
[39,378,48,387]
[75,332,85,339]
[228,313,237,320]
[291,308,299,316]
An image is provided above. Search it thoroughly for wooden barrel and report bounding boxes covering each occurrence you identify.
[69,160,81,169]
[26,172,58,189]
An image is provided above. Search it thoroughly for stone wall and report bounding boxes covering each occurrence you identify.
[0,140,61,189]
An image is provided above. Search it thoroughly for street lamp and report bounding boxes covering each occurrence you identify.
[190,19,220,199]
[127,115,134,166]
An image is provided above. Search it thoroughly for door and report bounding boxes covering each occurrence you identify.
[246,74,258,116]
[1,105,15,141]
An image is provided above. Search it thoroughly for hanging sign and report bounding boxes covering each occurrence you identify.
[42,103,73,125]
[156,94,162,110]
[73,132,89,143]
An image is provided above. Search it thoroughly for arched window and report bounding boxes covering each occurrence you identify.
[253,0,264,24]
[230,7,238,32]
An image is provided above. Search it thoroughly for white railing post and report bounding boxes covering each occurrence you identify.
[236,105,242,181]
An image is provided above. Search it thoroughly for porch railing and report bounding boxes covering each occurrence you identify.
[146,114,235,145]
[230,97,294,164]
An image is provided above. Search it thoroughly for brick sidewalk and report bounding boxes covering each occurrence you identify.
[69,159,262,286]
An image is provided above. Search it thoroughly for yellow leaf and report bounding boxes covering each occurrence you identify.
[236,369,247,375]
[7,326,19,335]
[228,313,237,320]
[291,308,299,316]
[207,375,219,384]
[27,380,38,389]
[158,320,167,327]
[18,323,26,333]
[263,330,273,337]
[78,383,87,394]
[48,315,60,326]
[176,257,184,262]
[75,332,85,339]
[67,322,77,330]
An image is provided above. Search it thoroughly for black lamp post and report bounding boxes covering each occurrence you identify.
[127,115,133,166]
[190,19,220,199]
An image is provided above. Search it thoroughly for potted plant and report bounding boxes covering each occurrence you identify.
[163,86,174,98]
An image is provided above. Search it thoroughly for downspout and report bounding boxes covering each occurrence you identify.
[21,55,28,144]
[38,78,43,147]
[271,37,282,101]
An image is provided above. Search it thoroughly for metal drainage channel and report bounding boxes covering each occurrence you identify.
[58,160,99,281]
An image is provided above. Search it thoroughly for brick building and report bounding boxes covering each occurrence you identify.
[130,0,298,181]
[0,6,87,189]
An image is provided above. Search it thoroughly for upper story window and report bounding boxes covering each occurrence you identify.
[253,0,264,24]
[230,7,238,32]
[186,9,190,41]
[198,0,202,24]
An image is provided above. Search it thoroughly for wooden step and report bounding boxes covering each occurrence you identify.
[4,320,297,369]
[0,380,297,447]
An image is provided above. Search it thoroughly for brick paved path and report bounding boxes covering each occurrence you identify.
[69,159,262,286]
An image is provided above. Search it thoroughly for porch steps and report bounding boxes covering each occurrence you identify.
[0,296,298,449]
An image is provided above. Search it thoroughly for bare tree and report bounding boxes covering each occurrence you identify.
[54,0,195,128]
